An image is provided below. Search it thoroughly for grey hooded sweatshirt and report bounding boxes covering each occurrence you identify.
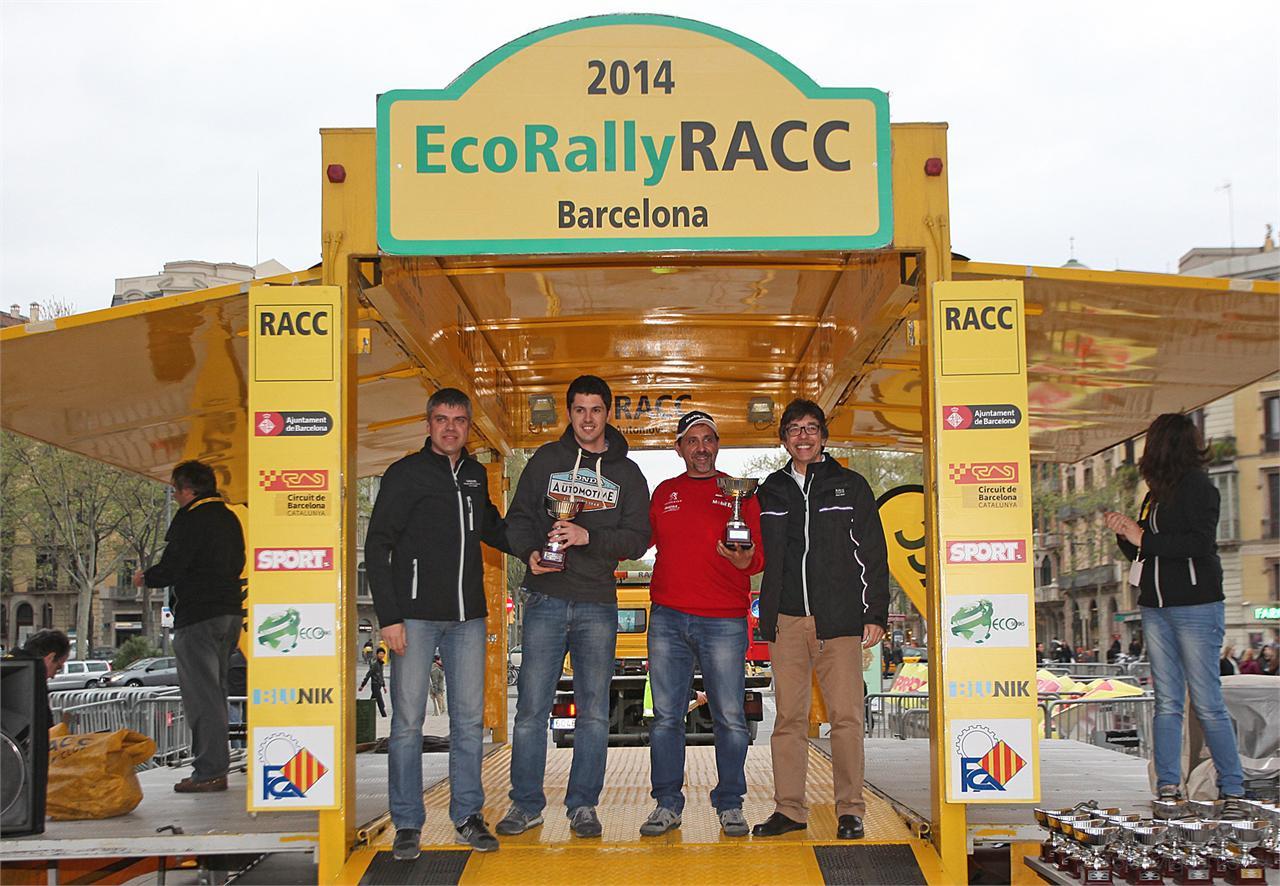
[507,424,651,603]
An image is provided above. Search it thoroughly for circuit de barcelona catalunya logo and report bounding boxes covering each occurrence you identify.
[956,724,1027,793]
[254,728,335,807]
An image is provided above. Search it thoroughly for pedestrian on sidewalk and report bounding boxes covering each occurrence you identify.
[360,648,387,717]
[430,654,446,715]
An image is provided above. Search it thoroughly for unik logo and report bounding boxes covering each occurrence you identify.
[253,687,335,705]
[259,732,329,800]
[258,308,329,336]
[258,469,329,492]
[946,540,1026,564]
[956,725,1026,793]
[948,680,1031,698]
[255,548,334,571]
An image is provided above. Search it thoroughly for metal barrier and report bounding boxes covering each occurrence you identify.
[51,688,248,770]
[865,693,930,739]
[1042,695,1155,757]
[1041,660,1151,686]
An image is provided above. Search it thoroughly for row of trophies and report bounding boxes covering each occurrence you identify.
[1035,798,1280,884]
[542,477,759,570]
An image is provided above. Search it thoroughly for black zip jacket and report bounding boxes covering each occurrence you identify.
[365,445,512,626]
[142,496,245,630]
[757,455,890,641]
[507,425,651,603]
[1116,469,1223,608]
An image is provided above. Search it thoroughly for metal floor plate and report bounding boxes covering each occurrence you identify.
[360,848,471,885]
[377,744,914,847]
[813,844,927,885]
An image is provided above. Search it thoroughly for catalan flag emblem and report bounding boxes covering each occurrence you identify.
[978,740,1026,787]
[282,747,329,795]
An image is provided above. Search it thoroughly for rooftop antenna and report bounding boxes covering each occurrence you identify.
[1069,236,1076,260]
[1216,180,1235,275]
[255,170,261,272]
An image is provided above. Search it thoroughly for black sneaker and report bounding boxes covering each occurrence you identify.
[1220,797,1252,821]
[392,827,421,861]
[455,814,499,852]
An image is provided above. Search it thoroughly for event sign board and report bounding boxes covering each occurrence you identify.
[931,280,1039,804]
[377,15,891,255]
[246,285,343,811]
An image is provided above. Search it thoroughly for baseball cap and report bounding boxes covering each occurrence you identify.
[675,410,718,441]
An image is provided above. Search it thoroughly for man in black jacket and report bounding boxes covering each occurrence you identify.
[135,460,245,794]
[364,388,512,858]
[751,399,889,841]
[496,375,651,840]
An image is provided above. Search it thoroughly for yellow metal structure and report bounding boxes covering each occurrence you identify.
[2,17,1278,885]
[339,745,947,884]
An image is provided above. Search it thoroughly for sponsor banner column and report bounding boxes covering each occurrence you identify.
[246,286,343,810]
[931,281,1039,804]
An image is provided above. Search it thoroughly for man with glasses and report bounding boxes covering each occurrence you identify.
[751,399,889,840]
[365,388,513,858]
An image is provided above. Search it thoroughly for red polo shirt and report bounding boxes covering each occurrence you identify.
[649,472,764,618]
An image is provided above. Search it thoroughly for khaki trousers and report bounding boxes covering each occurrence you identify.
[768,613,866,820]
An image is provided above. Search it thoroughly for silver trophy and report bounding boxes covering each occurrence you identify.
[1226,820,1270,883]
[716,477,759,548]
[541,497,585,571]
[1172,820,1217,885]
[1077,824,1122,884]
[1129,824,1169,884]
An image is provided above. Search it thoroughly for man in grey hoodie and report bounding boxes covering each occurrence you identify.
[497,375,651,839]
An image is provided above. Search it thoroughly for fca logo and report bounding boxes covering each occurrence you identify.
[262,765,305,799]
[960,758,1005,793]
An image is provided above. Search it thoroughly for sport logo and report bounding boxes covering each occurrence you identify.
[948,462,1018,484]
[942,405,1022,430]
[258,469,329,491]
[255,548,333,571]
[258,732,329,801]
[956,724,1026,793]
[254,411,333,437]
[946,540,1025,564]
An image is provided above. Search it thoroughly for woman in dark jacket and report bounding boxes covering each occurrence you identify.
[1104,413,1247,815]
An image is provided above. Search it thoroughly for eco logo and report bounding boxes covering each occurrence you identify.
[944,594,1028,649]
[255,728,334,806]
[942,404,1022,430]
[252,604,336,658]
[253,411,333,436]
[547,469,620,511]
[955,723,1027,794]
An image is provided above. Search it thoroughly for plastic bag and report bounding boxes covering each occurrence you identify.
[45,724,157,820]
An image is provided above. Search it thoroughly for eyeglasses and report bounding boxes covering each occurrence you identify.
[784,423,822,438]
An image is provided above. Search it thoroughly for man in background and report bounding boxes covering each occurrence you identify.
[136,459,245,794]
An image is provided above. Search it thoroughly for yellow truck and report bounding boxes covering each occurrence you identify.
[550,570,769,747]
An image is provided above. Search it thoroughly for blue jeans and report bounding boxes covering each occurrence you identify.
[509,592,617,815]
[647,604,749,814]
[388,616,486,829]
[1141,602,1245,796]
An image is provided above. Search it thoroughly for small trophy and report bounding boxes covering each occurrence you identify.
[716,477,759,549]
[541,497,585,571]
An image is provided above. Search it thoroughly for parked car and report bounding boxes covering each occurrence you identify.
[101,656,179,687]
[47,659,113,691]
[900,645,928,664]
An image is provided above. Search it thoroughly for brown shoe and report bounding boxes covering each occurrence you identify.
[174,774,227,793]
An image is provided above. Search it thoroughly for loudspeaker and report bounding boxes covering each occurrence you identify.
[1,657,49,836]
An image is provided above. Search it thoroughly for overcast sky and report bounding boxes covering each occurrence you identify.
[2,0,1277,316]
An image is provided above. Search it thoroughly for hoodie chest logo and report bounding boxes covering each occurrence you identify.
[547,469,620,511]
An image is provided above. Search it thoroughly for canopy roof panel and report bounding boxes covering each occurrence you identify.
[2,256,1275,500]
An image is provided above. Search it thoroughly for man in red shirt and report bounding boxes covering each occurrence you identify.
[639,410,763,838]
